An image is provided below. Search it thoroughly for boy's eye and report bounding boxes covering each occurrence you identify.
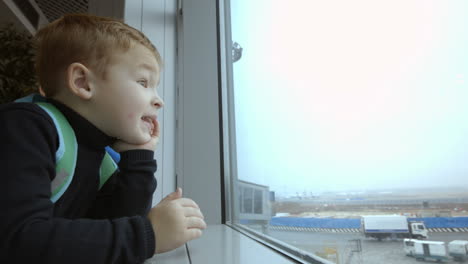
[137,79,148,87]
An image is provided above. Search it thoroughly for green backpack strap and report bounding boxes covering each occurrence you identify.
[34,102,118,202]
[36,102,78,203]
[99,151,118,189]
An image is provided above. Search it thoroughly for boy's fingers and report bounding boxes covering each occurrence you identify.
[162,189,182,201]
[186,217,207,230]
[153,120,160,137]
[184,207,204,219]
[186,228,203,241]
[179,198,200,208]
[161,193,175,202]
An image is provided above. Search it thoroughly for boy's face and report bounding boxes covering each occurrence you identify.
[91,44,163,145]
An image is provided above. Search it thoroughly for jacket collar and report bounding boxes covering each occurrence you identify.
[48,99,116,149]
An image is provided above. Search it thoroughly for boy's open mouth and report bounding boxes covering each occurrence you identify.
[141,116,157,135]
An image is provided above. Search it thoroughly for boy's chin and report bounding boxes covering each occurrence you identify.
[125,134,152,145]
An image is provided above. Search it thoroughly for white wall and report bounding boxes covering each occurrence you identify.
[120,0,178,204]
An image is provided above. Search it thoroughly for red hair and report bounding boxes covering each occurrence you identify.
[34,14,161,96]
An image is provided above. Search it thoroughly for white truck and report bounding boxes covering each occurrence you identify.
[404,239,449,262]
[361,215,428,240]
[448,240,468,262]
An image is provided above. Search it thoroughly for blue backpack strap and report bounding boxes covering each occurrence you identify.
[105,146,121,164]
[16,94,119,201]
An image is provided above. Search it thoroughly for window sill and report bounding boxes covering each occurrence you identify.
[145,224,298,264]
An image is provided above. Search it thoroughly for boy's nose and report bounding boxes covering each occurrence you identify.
[152,94,164,109]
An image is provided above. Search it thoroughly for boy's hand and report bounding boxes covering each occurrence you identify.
[148,188,207,254]
[112,135,159,152]
[112,122,160,152]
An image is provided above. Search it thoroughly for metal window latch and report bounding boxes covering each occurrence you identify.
[232,41,243,63]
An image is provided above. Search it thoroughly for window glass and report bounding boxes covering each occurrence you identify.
[254,189,263,214]
[226,0,468,263]
[243,187,253,214]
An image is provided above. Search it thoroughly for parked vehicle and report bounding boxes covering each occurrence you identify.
[362,215,428,240]
[404,239,449,262]
[448,240,468,262]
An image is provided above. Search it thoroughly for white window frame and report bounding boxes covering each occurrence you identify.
[121,0,178,204]
[176,0,223,224]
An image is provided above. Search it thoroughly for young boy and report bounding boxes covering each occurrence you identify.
[0,14,206,264]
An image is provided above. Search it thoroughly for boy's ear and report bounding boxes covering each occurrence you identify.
[67,62,93,100]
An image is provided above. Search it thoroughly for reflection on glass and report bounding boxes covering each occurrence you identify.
[228,0,468,263]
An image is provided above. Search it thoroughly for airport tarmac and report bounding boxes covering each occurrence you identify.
[267,230,467,264]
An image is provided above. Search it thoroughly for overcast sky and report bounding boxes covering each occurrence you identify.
[230,0,468,196]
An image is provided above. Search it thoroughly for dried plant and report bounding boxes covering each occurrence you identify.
[0,23,38,104]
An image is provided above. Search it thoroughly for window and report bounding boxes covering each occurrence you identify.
[405,241,414,247]
[241,187,253,214]
[220,0,468,263]
[238,180,270,220]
